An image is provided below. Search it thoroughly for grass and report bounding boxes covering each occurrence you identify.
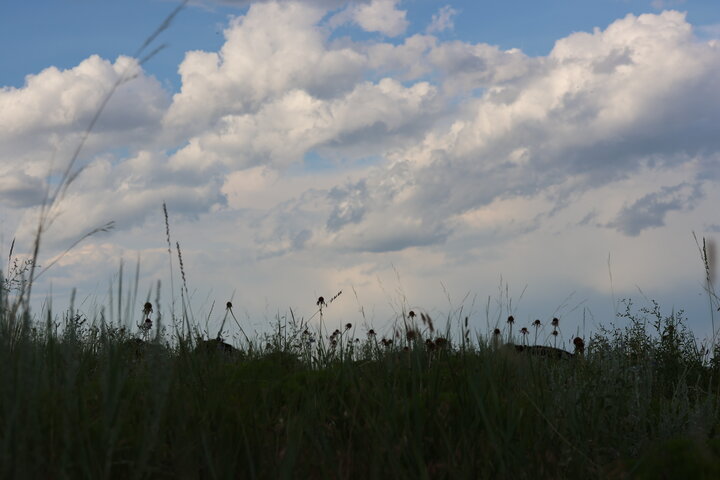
[1,275,719,478]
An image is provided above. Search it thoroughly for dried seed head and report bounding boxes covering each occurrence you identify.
[226,301,233,310]
[406,330,417,341]
[507,315,514,324]
[520,327,529,335]
[368,329,376,336]
[705,237,716,284]
[317,296,326,307]
[573,337,585,354]
[551,329,559,336]
[345,323,352,330]
[408,310,416,319]
[493,328,501,336]
[532,319,541,327]
[551,317,559,327]
[143,302,153,316]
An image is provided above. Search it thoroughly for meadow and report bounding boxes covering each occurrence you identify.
[1,260,720,478]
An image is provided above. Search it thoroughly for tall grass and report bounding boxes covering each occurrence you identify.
[1,267,720,478]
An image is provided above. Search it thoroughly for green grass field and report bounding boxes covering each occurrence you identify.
[1,282,719,479]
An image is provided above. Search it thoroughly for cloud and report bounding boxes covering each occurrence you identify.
[0,171,46,209]
[0,55,170,211]
[6,6,720,267]
[180,8,720,256]
[350,0,408,36]
[426,5,458,34]
[326,179,369,232]
[7,3,720,340]
[330,0,409,37]
[607,183,704,236]
[310,10,720,253]
[11,149,226,251]
[382,11,720,228]
[165,1,367,136]
[0,55,168,151]
[169,78,438,173]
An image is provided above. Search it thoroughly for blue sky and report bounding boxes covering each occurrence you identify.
[2,0,720,346]
[5,1,719,90]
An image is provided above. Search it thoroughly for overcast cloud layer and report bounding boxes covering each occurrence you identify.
[2,1,720,341]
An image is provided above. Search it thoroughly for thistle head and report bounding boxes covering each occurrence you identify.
[573,337,585,354]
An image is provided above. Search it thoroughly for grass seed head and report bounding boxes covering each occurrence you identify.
[421,312,435,332]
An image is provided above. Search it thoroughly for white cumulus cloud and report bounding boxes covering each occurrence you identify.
[427,5,458,34]
[330,0,409,37]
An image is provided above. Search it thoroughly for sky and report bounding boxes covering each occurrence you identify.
[2,0,720,346]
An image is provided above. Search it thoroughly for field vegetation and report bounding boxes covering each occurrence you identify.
[1,258,719,478]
